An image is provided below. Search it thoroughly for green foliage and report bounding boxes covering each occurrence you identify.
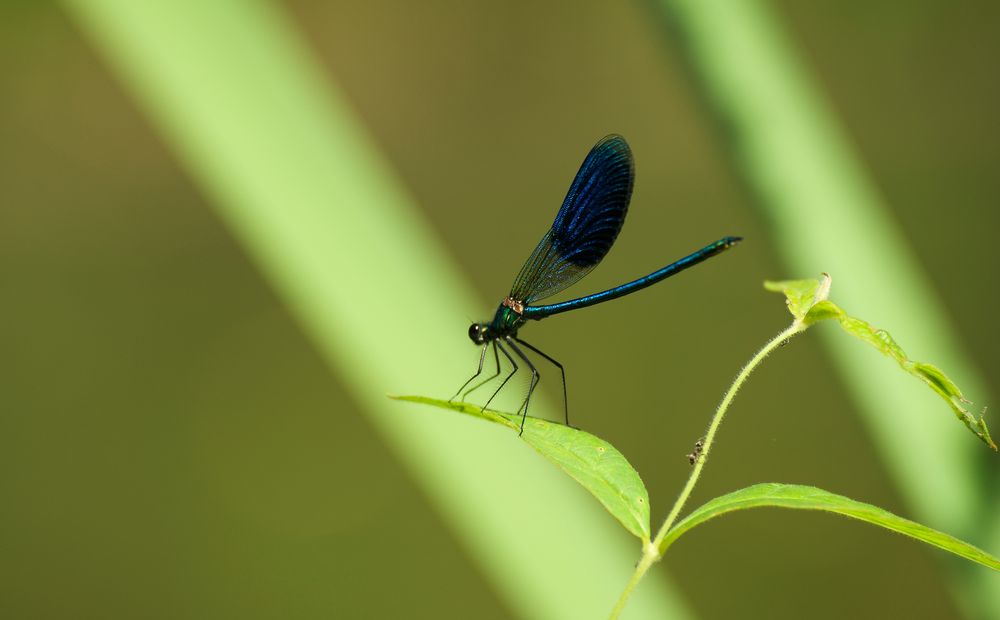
[764,274,832,321]
[765,275,996,450]
[660,483,1000,570]
[391,396,651,541]
[398,274,1000,618]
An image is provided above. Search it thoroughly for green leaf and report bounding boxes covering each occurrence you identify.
[766,276,997,451]
[802,299,843,324]
[763,276,825,321]
[660,483,1000,571]
[392,395,523,431]
[392,396,651,541]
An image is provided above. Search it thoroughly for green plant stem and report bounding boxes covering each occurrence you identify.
[654,322,805,548]
[610,321,805,619]
[612,542,660,619]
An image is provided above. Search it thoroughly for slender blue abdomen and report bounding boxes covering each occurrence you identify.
[522,236,741,319]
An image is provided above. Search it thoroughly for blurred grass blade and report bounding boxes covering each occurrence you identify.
[395,396,652,541]
[62,1,691,617]
[654,0,999,614]
[661,484,1000,572]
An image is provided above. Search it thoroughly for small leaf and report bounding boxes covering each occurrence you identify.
[908,363,996,451]
[392,395,651,541]
[391,394,521,431]
[802,299,843,325]
[831,314,995,450]
[766,275,996,451]
[764,277,822,321]
[660,483,1000,572]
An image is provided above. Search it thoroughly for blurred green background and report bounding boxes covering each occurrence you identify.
[1,1,998,618]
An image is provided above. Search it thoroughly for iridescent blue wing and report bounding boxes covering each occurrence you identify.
[510,135,634,304]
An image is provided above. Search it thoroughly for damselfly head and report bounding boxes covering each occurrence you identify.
[468,323,491,345]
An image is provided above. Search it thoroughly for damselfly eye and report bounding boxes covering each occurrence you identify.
[468,324,485,344]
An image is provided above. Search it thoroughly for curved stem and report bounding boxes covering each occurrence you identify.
[609,321,805,619]
[653,321,804,549]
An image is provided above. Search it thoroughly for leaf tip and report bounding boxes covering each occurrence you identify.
[815,273,832,300]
